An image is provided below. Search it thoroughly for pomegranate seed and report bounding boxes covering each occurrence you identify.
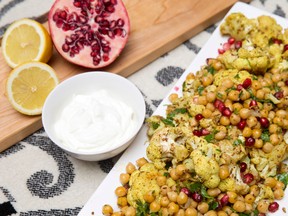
[239,162,247,172]
[237,84,243,91]
[245,137,255,147]
[201,128,210,136]
[220,194,229,206]
[243,173,254,184]
[235,40,242,49]
[218,48,225,54]
[259,117,269,128]
[191,192,203,202]
[222,107,232,117]
[223,42,230,51]
[249,99,257,107]
[285,80,288,86]
[193,130,202,137]
[180,187,192,197]
[195,114,204,121]
[273,38,282,44]
[213,99,222,109]
[284,44,288,53]
[268,202,279,212]
[228,37,235,45]
[218,103,226,112]
[237,119,246,130]
[274,91,284,99]
[242,78,252,89]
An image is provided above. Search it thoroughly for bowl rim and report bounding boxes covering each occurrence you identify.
[42,71,146,156]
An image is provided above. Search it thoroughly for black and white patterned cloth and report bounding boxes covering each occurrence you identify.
[0,0,287,215]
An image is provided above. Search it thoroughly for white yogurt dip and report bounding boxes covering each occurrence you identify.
[54,89,137,152]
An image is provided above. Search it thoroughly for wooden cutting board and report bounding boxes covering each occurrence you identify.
[0,0,250,152]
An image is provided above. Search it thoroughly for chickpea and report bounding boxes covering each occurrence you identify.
[252,128,262,139]
[120,173,130,185]
[228,90,240,101]
[219,165,230,179]
[206,92,217,103]
[254,139,263,148]
[264,177,277,188]
[227,191,238,203]
[260,109,268,118]
[244,194,255,204]
[125,207,136,216]
[168,202,179,214]
[176,164,187,176]
[222,79,234,88]
[102,204,114,215]
[245,203,253,212]
[230,213,239,216]
[207,188,221,197]
[150,201,161,212]
[252,80,262,90]
[246,116,258,128]
[242,127,252,137]
[177,192,188,205]
[270,133,280,145]
[170,168,180,180]
[157,175,167,187]
[257,200,269,213]
[111,212,122,216]
[239,108,251,119]
[117,197,128,207]
[220,116,230,126]
[176,209,185,216]
[197,202,209,214]
[190,199,198,208]
[272,73,282,83]
[239,89,250,100]
[160,196,170,207]
[202,108,212,118]
[274,188,284,200]
[115,186,127,197]
[198,96,208,105]
[249,185,260,197]
[126,162,136,174]
[206,102,216,111]
[268,111,276,120]
[202,75,213,87]
[276,109,287,118]
[222,206,233,215]
[185,207,197,216]
[161,185,170,196]
[169,93,178,103]
[167,191,178,202]
[256,89,265,99]
[233,200,246,212]
[161,208,169,216]
[204,210,217,216]
[262,142,274,153]
[136,157,148,167]
[230,113,241,125]
[144,191,155,203]
[232,103,243,112]
[215,131,226,140]
[217,210,228,216]
[224,99,233,110]
[274,180,285,190]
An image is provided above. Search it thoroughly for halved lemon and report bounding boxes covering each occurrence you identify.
[1,18,53,68]
[6,61,59,115]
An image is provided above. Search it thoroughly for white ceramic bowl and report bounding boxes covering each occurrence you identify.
[42,72,146,161]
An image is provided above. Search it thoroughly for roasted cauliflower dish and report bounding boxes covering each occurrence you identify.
[102,13,288,216]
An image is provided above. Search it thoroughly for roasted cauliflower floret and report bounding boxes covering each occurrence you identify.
[254,184,275,204]
[127,163,161,208]
[220,13,256,40]
[146,127,192,169]
[190,143,221,188]
[218,139,247,164]
[213,69,251,86]
[249,141,288,178]
[146,115,166,137]
[218,165,250,195]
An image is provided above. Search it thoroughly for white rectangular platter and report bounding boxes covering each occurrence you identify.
[79,2,288,215]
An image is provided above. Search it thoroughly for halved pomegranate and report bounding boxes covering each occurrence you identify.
[48,0,130,68]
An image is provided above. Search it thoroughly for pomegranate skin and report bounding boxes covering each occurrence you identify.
[48,0,130,68]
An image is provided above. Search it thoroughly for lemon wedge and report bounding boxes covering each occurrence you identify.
[6,61,59,115]
[1,18,53,68]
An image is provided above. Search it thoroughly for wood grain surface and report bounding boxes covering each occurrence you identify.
[0,0,250,152]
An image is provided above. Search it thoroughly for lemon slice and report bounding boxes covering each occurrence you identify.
[1,18,53,68]
[6,61,59,115]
